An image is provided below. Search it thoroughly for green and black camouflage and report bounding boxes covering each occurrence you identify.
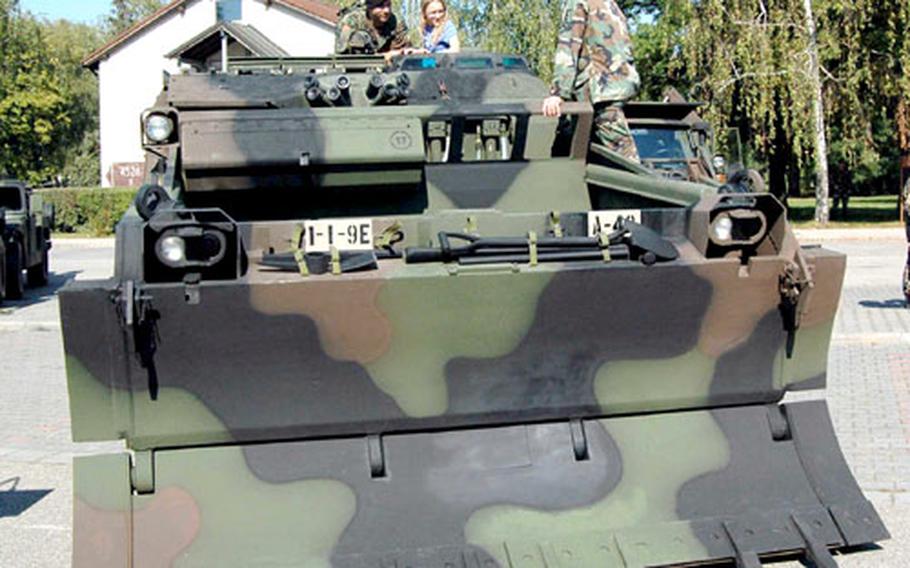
[552,0,640,161]
[552,0,638,104]
[61,52,888,567]
[335,2,411,55]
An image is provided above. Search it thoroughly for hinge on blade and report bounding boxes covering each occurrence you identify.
[131,450,156,495]
[779,249,815,358]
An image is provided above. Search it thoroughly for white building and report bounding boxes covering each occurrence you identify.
[83,0,339,187]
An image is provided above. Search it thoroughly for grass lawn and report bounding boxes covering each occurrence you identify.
[786,195,905,228]
[52,232,112,239]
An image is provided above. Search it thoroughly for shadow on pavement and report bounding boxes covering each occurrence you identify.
[0,270,81,311]
[0,477,53,518]
[858,298,909,309]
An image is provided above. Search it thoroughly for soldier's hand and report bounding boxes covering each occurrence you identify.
[542,96,563,117]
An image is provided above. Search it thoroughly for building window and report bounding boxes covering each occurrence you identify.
[217,0,242,22]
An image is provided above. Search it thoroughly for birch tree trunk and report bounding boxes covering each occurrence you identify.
[802,0,829,224]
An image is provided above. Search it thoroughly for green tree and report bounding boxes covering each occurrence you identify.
[107,0,167,36]
[0,1,70,183]
[481,0,563,81]
[0,1,104,184]
[43,20,105,185]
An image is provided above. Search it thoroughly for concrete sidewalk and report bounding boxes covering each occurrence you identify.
[795,227,905,241]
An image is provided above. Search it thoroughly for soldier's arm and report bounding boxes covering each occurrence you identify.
[391,20,412,50]
[551,1,589,100]
[336,24,354,53]
[335,13,357,54]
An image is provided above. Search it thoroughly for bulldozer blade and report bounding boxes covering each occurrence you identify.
[74,401,887,567]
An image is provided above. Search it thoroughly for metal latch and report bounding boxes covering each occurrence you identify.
[119,281,161,400]
[183,273,201,305]
[779,249,815,358]
[367,435,386,478]
[131,450,155,494]
[569,419,590,461]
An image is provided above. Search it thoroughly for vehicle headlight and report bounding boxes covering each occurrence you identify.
[708,209,768,247]
[144,209,242,283]
[156,235,186,266]
[145,114,175,143]
[712,215,734,242]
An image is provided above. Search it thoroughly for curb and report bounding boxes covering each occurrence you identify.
[795,228,905,241]
[51,237,115,248]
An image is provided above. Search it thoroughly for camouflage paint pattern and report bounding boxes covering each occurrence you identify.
[551,0,640,161]
[335,4,411,55]
[593,104,639,161]
[551,0,639,105]
[62,53,888,566]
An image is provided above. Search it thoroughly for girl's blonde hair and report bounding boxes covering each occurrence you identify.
[420,0,449,45]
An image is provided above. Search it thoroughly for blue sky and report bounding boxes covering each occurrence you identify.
[20,0,113,23]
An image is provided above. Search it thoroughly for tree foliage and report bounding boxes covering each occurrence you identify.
[106,0,168,36]
[459,0,908,202]
[634,0,908,200]
[0,0,103,184]
[3,0,907,201]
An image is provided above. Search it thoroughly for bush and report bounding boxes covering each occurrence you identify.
[38,187,136,236]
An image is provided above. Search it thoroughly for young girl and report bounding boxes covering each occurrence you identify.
[421,0,460,53]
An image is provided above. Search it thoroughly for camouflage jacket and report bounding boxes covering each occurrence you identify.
[551,0,640,105]
[335,5,411,54]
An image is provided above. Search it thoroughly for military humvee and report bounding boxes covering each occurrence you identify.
[61,52,887,567]
[0,179,53,303]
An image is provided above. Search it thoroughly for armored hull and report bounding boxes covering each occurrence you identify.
[62,53,887,567]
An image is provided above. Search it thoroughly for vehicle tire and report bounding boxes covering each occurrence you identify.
[4,242,24,300]
[27,247,49,287]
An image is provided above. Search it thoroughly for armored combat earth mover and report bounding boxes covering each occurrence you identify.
[61,52,889,567]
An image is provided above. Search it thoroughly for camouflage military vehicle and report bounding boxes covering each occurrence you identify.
[622,100,717,183]
[0,178,53,303]
[614,99,765,194]
[61,52,888,567]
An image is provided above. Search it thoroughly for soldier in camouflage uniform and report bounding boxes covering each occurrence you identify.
[335,0,412,57]
[542,0,641,161]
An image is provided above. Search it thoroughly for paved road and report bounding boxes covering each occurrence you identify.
[0,233,908,567]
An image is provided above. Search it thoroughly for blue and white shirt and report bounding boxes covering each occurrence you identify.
[423,20,458,53]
